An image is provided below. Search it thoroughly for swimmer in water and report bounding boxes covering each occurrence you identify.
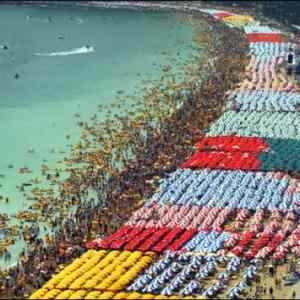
[14,73,19,79]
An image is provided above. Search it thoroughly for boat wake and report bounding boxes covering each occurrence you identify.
[34,46,94,56]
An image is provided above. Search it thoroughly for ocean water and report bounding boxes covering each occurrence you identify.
[0,4,201,267]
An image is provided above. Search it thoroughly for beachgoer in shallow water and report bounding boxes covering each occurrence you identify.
[14,73,19,79]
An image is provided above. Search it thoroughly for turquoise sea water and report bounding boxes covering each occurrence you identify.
[0,4,201,267]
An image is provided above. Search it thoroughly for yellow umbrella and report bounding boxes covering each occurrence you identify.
[223,15,254,27]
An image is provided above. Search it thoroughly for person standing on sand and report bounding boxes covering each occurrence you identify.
[295,61,300,85]
[287,47,295,76]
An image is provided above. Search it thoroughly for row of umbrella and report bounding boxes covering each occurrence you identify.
[181,150,261,171]
[182,231,229,253]
[127,205,233,232]
[127,202,300,232]
[88,211,300,259]
[240,56,295,91]
[202,9,257,28]
[244,25,280,34]
[249,42,292,61]
[228,219,298,260]
[195,135,268,153]
[207,111,300,139]
[126,251,262,298]
[150,168,300,210]
[127,253,246,296]
[182,138,300,173]
[226,90,300,111]
[239,29,295,91]
[247,33,285,43]
[88,224,198,253]
[222,15,255,28]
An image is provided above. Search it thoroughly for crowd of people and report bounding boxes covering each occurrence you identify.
[0,5,249,299]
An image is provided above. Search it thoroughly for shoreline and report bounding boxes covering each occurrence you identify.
[0,2,248,299]
[0,1,245,15]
